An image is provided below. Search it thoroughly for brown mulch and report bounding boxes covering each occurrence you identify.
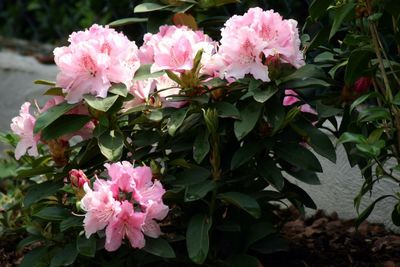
[263,208,400,267]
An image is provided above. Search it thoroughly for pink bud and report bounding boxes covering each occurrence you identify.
[69,169,89,188]
[354,77,372,94]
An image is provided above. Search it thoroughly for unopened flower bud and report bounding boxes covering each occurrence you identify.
[69,169,89,189]
[354,76,372,94]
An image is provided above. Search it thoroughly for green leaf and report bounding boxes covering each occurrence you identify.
[17,235,44,251]
[393,92,400,106]
[284,180,317,209]
[17,166,55,178]
[50,243,78,267]
[60,216,83,232]
[193,129,210,164]
[358,107,391,122]
[338,132,367,144]
[108,17,148,27]
[252,85,278,103]
[143,238,176,258]
[280,65,328,89]
[329,3,356,39]
[226,254,260,267]
[392,204,400,226]
[215,102,240,119]
[218,192,261,219]
[186,214,212,264]
[266,95,286,133]
[167,107,189,136]
[185,180,215,202]
[174,167,211,186]
[234,101,263,140]
[350,92,380,112]
[257,157,284,191]
[34,102,77,133]
[34,206,69,221]
[356,195,392,227]
[292,120,336,163]
[309,0,333,20]
[41,114,91,141]
[76,235,96,257]
[316,101,342,118]
[34,79,56,86]
[345,48,374,86]
[20,247,49,267]
[245,222,275,249]
[288,169,320,185]
[231,141,262,170]
[133,64,165,81]
[275,142,323,172]
[83,94,119,112]
[44,87,63,96]
[24,180,63,207]
[134,3,170,13]
[98,130,124,161]
[109,83,128,97]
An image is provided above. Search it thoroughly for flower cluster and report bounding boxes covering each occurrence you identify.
[206,7,304,82]
[80,161,168,251]
[54,24,140,103]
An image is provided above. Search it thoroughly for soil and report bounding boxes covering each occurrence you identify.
[263,208,400,267]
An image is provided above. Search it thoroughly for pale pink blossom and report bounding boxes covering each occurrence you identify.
[54,24,140,103]
[217,7,304,82]
[105,201,146,251]
[283,89,316,115]
[81,179,121,238]
[10,102,40,160]
[105,161,136,193]
[139,25,216,73]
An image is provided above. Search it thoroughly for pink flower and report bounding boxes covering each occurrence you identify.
[105,201,146,251]
[54,24,140,103]
[283,89,316,115]
[216,7,304,82]
[80,179,121,238]
[105,161,136,193]
[139,25,216,73]
[10,102,40,160]
[142,200,169,238]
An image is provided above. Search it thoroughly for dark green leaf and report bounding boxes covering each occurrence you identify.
[218,192,261,219]
[98,130,124,161]
[215,102,240,119]
[185,180,215,202]
[41,114,91,141]
[34,206,69,221]
[284,180,317,209]
[84,94,119,112]
[234,101,263,140]
[358,107,391,122]
[350,92,380,112]
[392,204,400,226]
[316,101,342,118]
[24,180,63,207]
[186,214,212,264]
[245,222,275,249]
[338,132,367,144]
[174,167,211,186]
[288,169,320,185]
[231,141,262,170]
[44,87,63,96]
[193,129,210,164]
[76,235,96,257]
[20,247,49,267]
[17,235,44,251]
[60,216,83,232]
[108,17,148,27]
[345,48,374,86]
[167,108,189,136]
[226,254,260,267]
[50,243,78,267]
[266,95,286,133]
[393,92,400,106]
[34,102,77,133]
[329,3,357,39]
[275,142,323,172]
[258,157,284,190]
[252,85,278,103]
[143,238,176,258]
[356,195,392,227]
[309,0,333,20]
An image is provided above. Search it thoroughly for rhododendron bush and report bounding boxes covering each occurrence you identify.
[8,7,336,267]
